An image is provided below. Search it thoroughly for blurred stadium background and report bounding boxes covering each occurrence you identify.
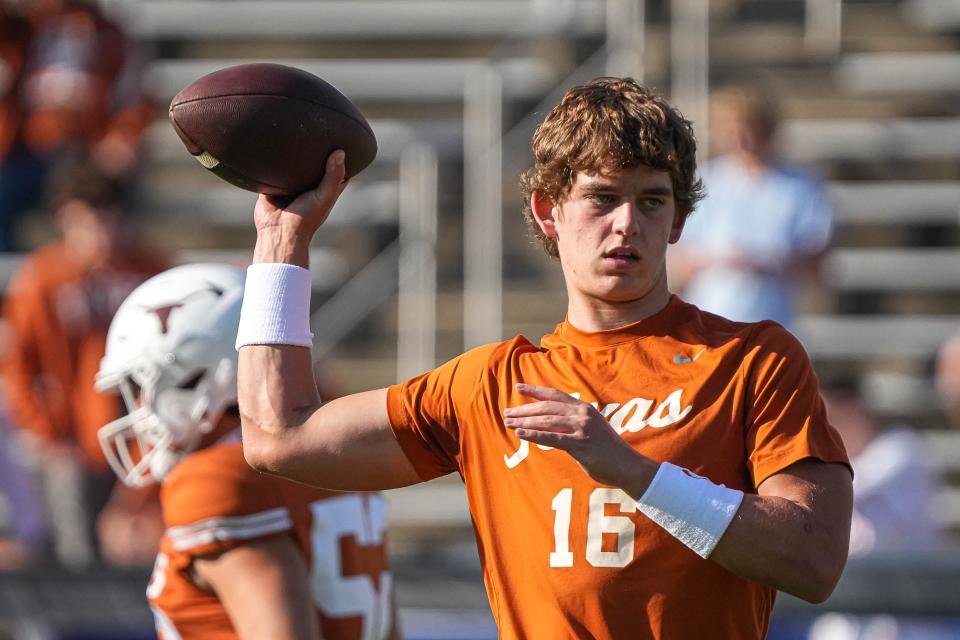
[2,0,960,638]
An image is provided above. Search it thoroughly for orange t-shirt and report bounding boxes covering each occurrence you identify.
[386,296,849,640]
[148,442,395,640]
[1,241,166,470]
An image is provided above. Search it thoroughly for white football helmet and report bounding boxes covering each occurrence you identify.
[96,263,245,487]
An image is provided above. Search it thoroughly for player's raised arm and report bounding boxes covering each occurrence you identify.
[238,151,421,491]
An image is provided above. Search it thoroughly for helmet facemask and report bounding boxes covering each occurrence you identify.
[98,356,237,487]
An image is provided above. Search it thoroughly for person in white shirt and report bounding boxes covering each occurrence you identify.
[669,82,833,329]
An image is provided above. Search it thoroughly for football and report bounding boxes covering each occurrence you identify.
[169,63,377,196]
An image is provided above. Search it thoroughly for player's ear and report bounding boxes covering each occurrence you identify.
[530,192,559,238]
[668,211,687,244]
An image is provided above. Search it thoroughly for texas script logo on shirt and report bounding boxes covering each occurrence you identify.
[503,389,693,469]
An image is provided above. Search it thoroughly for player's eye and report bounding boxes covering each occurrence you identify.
[639,197,664,209]
[586,193,617,207]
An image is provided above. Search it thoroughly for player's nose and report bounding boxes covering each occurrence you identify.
[612,202,640,236]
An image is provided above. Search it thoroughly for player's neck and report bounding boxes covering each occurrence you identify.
[564,283,672,333]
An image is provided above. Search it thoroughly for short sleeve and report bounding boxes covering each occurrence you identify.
[744,323,850,486]
[161,447,292,559]
[386,343,501,481]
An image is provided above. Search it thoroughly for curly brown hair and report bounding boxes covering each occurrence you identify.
[520,78,703,258]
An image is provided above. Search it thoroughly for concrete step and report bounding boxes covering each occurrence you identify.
[825,248,960,292]
[829,181,960,225]
[797,314,960,359]
[782,93,954,120]
[148,57,559,104]
[781,117,960,164]
[838,52,960,95]
[710,24,808,66]
[122,0,606,41]
[905,0,960,33]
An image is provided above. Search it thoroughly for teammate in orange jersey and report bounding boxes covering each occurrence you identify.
[237,78,853,639]
[96,264,397,640]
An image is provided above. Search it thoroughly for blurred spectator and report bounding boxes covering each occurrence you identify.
[0,0,153,250]
[807,376,949,640]
[820,376,939,556]
[0,401,48,567]
[669,81,833,328]
[935,333,960,429]
[0,158,166,567]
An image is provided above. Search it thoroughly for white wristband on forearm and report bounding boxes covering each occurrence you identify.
[636,462,744,559]
[235,263,314,349]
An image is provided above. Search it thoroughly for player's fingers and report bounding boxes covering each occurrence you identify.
[514,383,575,403]
[310,150,347,207]
[503,400,570,418]
[503,415,572,432]
[254,193,275,215]
[514,428,573,450]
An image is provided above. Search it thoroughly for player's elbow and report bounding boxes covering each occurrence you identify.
[793,577,837,604]
[241,427,277,474]
[792,545,847,603]
[240,417,295,475]
[793,574,840,604]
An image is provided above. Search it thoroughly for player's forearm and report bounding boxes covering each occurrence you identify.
[709,467,852,603]
[240,224,321,470]
[238,344,322,474]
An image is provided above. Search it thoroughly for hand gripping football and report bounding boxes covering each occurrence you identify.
[169,63,377,196]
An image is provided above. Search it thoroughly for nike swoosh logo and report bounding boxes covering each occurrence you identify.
[673,349,705,365]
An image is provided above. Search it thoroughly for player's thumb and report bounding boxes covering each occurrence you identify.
[310,150,347,208]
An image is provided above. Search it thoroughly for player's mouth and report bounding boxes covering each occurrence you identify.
[602,246,640,268]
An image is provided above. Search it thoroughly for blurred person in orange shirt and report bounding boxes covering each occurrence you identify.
[1,158,166,566]
[0,0,153,250]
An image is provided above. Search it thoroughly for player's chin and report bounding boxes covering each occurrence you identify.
[589,275,647,300]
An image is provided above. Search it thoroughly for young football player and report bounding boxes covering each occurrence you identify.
[238,78,853,639]
[96,263,396,640]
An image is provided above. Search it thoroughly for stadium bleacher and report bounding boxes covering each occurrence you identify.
[2,0,960,635]
[43,0,960,552]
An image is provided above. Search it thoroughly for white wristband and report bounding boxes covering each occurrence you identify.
[636,462,744,559]
[235,263,314,349]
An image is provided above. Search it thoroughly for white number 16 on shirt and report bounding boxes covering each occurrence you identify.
[550,487,637,568]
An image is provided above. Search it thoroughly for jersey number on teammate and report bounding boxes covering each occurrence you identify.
[309,496,393,640]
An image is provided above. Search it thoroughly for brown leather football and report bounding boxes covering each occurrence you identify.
[169,63,377,196]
